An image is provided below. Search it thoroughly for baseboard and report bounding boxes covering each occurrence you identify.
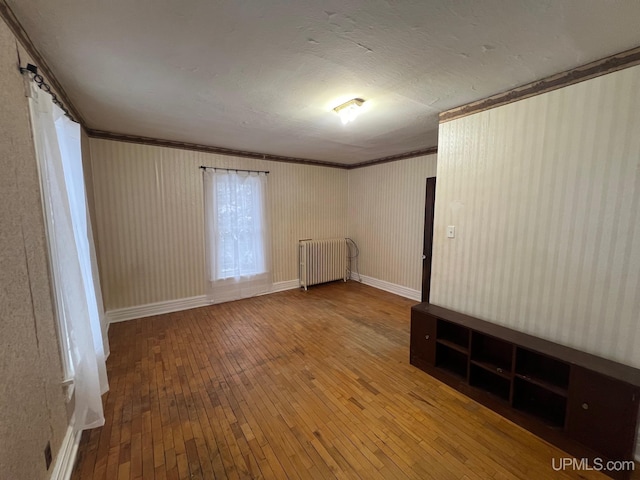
[106,281,301,324]
[106,295,209,324]
[49,417,81,480]
[351,274,421,301]
[104,277,418,324]
[268,279,300,294]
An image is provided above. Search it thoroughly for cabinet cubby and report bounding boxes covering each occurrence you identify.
[435,342,468,379]
[470,332,513,377]
[436,319,469,351]
[513,377,567,427]
[469,363,510,401]
[515,348,569,395]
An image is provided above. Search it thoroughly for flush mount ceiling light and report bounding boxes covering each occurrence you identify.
[333,98,365,125]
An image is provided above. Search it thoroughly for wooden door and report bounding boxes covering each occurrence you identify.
[422,177,436,302]
[410,310,437,366]
[566,366,640,461]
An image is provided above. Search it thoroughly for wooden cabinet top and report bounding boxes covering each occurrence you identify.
[412,302,640,388]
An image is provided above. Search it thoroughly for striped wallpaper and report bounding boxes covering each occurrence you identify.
[431,64,640,369]
[89,139,348,310]
[348,155,437,296]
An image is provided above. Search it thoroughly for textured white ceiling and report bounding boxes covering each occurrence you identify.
[8,0,640,164]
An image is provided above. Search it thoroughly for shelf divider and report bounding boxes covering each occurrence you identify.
[435,338,469,355]
[470,359,512,380]
[514,373,568,398]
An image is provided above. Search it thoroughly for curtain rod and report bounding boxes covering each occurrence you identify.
[200,166,269,175]
[19,63,75,121]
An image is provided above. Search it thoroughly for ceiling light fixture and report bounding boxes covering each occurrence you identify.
[333,98,365,125]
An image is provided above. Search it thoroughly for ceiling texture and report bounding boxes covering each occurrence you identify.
[7,0,640,165]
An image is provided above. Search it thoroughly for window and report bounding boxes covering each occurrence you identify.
[203,169,272,303]
[214,173,266,278]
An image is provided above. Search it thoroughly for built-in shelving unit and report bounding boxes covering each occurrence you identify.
[410,303,640,480]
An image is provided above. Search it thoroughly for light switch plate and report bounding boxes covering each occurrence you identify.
[447,226,455,238]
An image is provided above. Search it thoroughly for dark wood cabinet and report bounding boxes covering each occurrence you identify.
[566,367,640,461]
[409,310,436,366]
[410,303,640,480]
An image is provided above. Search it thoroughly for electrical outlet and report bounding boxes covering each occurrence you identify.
[44,441,52,470]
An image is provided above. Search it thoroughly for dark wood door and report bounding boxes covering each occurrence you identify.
[422,177,436,302]
[410,310,437,366]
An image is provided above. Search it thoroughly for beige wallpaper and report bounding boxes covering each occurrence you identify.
[431,65,640,369]
[89,139,349,310]
[0,19,69,480]
[348,155,437,296]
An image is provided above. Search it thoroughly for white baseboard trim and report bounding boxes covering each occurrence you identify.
[49,417,81,480]
[104,277,421,324]
[106,295,209,324]
[106,280,301,324]
[351,274,421,301]
[268,279,300,294]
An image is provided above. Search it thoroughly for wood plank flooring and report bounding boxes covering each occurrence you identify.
[71,282,635,479]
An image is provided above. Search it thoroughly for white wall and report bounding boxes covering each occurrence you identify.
[89,139,349,311]
[431,65,640,369]
[348,155,437,298]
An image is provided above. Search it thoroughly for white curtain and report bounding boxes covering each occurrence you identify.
[28,83,108,431]
[203,169,272,303]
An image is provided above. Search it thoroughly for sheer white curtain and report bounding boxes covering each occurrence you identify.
[28,83,108,430]
[203,169,272,303]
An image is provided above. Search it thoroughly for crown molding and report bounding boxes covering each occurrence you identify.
[348,146,438,169]
[85,129,352,169]
[440,45,640,123]
[86,128,438,169]
[0,0,85,124]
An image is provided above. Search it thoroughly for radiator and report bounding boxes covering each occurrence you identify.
[299,238,348,290]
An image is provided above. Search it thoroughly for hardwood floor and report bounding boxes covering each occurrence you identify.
[71,282,632,479]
